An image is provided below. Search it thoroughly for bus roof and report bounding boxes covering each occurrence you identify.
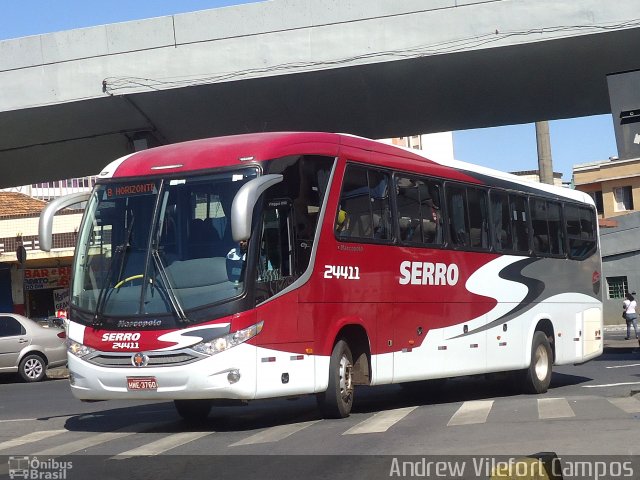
[98,131,592,205]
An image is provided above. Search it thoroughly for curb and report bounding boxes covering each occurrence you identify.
[47,367,69,380]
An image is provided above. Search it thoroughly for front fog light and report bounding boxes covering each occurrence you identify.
[227,369,241,384]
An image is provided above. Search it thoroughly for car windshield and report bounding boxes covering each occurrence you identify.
[71,168,258,317]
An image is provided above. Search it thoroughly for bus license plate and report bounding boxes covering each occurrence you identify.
[127,377,158,391]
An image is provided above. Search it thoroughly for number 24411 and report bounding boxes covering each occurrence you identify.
[323,265,361,280]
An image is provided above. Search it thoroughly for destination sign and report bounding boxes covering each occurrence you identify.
[104,182,157,199]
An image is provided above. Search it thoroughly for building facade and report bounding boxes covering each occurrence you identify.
[0,192,84,318]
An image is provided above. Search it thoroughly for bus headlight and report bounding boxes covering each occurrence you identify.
[67,339,96,358]
[192,321,263,356]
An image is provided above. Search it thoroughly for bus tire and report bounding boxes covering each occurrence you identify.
[317,339,354,418]
[521,331,553,394]
[174,399,212,422]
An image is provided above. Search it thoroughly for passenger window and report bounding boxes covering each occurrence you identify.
[565,204,596,259]
[547,201,564,255]
[447,185,469,247]
[490,191,513,252]
[467,187,489,249]
[531,198,550,255]
[446,185,489,250]
[395,176,443,245]
[510,194,530,253]
[337,165,392,242]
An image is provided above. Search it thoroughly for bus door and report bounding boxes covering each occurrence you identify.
[254,199,315,397]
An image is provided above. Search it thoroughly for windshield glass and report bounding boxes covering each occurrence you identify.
[71,168,258,317]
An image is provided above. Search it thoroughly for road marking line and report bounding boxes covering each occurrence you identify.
[343,407,418,434]
[605,363,640,369]
[447,401,493,426]
[607,397,640,414]
[231,420,319,446]
[113,431,213,458]
[582,381,640,388]
[538,398,574,419]
[0,430,66,452]
[33,423,155,456]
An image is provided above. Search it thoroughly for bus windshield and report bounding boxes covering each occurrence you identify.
[71,168,258,318]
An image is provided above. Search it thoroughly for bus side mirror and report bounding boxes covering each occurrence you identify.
[39,192,91,251]
[230,174,283,242]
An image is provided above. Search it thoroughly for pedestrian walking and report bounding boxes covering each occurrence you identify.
[622,292,638,340]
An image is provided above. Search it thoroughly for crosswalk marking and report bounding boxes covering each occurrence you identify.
[607,397,640,413]
[447,400,493,426]
[537,398,575,419]
[343,407,418,435]
[0,430,66,452]
[114,431,213,458]
[33,424,154,456]
[4,395,640,456]
[230,420,320,446]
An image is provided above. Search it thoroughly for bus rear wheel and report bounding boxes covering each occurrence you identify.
[174,399,212,422]
[521,331,553,394]
[317,339,354,418]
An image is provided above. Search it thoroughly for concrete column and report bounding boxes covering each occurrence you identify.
[535,121,554,185]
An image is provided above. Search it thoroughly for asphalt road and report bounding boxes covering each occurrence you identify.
[0,344,639,480]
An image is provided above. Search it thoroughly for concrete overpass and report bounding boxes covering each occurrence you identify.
[1,0,639,188]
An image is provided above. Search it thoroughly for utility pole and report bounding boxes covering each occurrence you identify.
[535,121,554,185]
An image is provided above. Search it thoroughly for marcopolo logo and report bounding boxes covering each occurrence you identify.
[399,261,459,286]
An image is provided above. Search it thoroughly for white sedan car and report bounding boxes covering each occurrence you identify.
[0,313,67,382]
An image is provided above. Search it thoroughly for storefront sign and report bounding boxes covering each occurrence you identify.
[24,267,71,291]
[53,288,70,312]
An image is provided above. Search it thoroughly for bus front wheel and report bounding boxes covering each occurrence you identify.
[521,331,553,394]
[174,399,212,422]
[317,339,354,418]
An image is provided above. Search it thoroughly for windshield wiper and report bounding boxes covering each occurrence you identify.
[93,215,135,328]
[150,248,189,324]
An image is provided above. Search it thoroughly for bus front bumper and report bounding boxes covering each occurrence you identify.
[67,344,257,401]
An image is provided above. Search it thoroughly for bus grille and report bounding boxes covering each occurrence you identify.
[87,351,201,367]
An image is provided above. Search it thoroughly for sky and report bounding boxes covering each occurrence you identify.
[1,0,619,182]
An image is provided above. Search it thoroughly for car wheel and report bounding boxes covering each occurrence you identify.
[19,354,46,382]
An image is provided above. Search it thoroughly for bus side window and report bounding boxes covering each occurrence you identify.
[565,204,596,259]
[467,187,489,249]
[337,164,391,242]
[510,194,530,253]
[446,185,469,247]
[531,198,550,255]
[547,201,564,255]
[490,191,513,252]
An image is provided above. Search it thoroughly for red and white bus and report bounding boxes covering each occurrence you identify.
[40,132,603,420]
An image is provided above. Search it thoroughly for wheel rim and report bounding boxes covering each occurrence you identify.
[24,358,43,379]
[534,344,549,381]
[338,354,353,402]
